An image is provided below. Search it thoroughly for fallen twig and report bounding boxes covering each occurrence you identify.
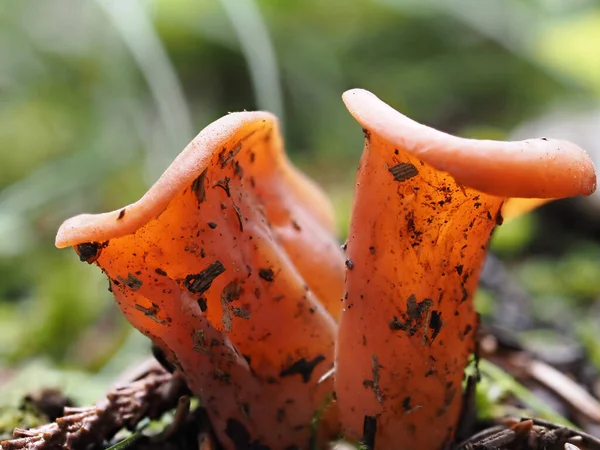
[1,361,188,450]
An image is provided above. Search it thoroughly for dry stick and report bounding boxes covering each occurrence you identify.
[0,362,188,450]
[523,359,600,424]
[455,417,600,450]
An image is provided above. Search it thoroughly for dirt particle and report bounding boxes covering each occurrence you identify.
[155,268,167,276]
[76,241,106,264]
[191,170,208,205]
[221,298,233,332]
[279,355,326,383]
[345,258,355,270]
[134,303,166,325]
[259,268,275,282]
[214,177,231,197]
[389,295,434,337]
[192,329,210,355]
[232,203,244,232]
[460,324,473,340]
[389,316,407,332]
[184,261,226,295]
[222,279,243,302]
[233,307,251,319]
[363,354,383,404]
[429,310,442,343]
[117,273,143,291]
[219,142,243,168]
[495,207,504,226]
[197,297,208,312]
[362,415,377,450]
[208,222,218,229]
[233,160,244,178]
[117,209,126,220]
[389,162,419,182]
[407,295,433,319]
[444,386,457,408]
[402,396,412,413]
[460,274,469,303]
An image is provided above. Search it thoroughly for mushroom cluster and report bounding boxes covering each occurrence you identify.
[56,89,596,449]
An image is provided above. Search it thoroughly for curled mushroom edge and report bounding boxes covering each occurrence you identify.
[55,88,596,450]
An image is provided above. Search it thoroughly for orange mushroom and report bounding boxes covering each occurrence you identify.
[55,89,596,450]
[335,89,596,449]
[56,113,345,449]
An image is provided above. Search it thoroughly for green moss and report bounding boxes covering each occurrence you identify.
[516,244,600,304]
[490,213,538,258]
[474,288,495,318]
[0,403,46,440]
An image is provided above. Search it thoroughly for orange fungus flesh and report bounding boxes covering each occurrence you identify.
[501,197,549,220]
[335,89,596,449]
[56,113,345,449]
[56,89,596,450]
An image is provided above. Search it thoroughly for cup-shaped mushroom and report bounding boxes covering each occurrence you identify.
[335,89,596,450]
[56,113,344,449]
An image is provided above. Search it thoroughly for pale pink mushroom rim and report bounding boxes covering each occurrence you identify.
[57,112,279,248]
[56,89,597,248]
[344,89,596,199]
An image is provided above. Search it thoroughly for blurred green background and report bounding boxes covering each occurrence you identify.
[1,0,600,411]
